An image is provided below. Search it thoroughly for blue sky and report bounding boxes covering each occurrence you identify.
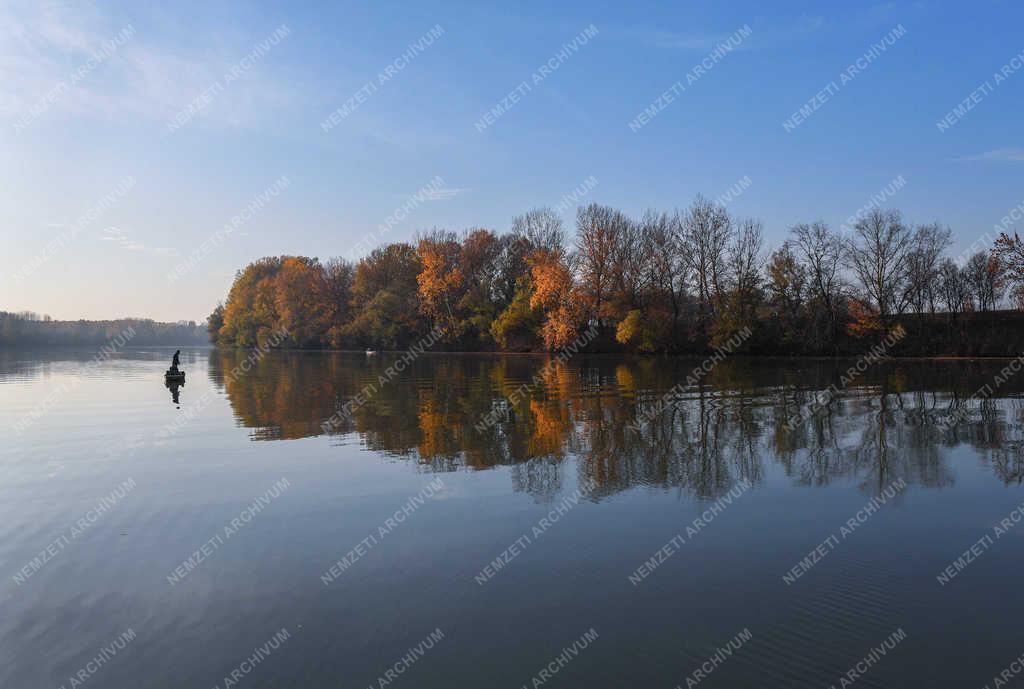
[2,0,1022,322]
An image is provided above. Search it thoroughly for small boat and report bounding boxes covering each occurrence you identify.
[165,369,185,381]
[365,349,378,355]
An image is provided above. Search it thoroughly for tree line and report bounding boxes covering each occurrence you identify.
[0,311,207,347]
[208,199,1024,355]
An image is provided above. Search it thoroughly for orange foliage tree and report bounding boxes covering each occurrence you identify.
[417,233,465,341]
[528,248,582,350]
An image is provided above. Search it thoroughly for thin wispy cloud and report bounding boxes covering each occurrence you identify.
[638,28,754,52]
[958,148,1024,163]
[100,227,177,256]
[627,14,824,52]
[422,187,469,201]
[644,31,741,52]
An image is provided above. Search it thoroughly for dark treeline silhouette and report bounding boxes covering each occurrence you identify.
[208,200,1022,355]
[0,311,207,347]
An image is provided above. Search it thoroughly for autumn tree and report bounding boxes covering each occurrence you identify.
[416,230,466,342]
[492,211,562,351]
[350,243,420,307]
[207,302,225,343]
[529,248,580,350]
[273,256,332,346]
[491,274,542,350]
[322,258,355,348]
[457,228,506,345]
[765,243,806,347]
[219,257,285,347]
[347,243,422,347]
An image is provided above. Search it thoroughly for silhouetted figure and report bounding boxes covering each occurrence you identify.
[170,349,181,373]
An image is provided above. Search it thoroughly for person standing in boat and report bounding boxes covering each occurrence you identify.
[170,349,181,373]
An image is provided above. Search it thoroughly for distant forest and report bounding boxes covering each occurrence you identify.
[207,199,1024,357]
[0,311,207,347]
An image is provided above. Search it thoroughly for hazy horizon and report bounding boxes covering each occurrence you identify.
[3,0,1022,322]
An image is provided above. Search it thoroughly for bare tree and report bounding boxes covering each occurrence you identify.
[639,210,688,342]
[609,212,646,315]
[791,221,844,343]
[845,209,913,316]
[493,232,531,305]
[728,218,763,302]
[680,195,732,322]
[576,204,629,326]
[791,222,842,305]
[938,259,968,313]
[904,223,952,313]
[963,251,1003,311]
[994,232,1024,309]
[511,207,565,254]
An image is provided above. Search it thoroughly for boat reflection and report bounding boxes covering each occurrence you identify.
[165,377,183,407]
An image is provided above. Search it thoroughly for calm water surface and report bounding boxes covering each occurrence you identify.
[2,347,1024,688]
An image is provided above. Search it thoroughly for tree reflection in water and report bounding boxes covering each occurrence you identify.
[209,351,1024,501]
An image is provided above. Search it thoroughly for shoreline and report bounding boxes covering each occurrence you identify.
[205,346,1024,362]
[8,344,1021,361]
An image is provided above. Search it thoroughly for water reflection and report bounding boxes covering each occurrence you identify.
[210,351,1024,499]
[165,377,183,407]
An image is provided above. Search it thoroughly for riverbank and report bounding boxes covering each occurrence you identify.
[205,310,1024,359]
